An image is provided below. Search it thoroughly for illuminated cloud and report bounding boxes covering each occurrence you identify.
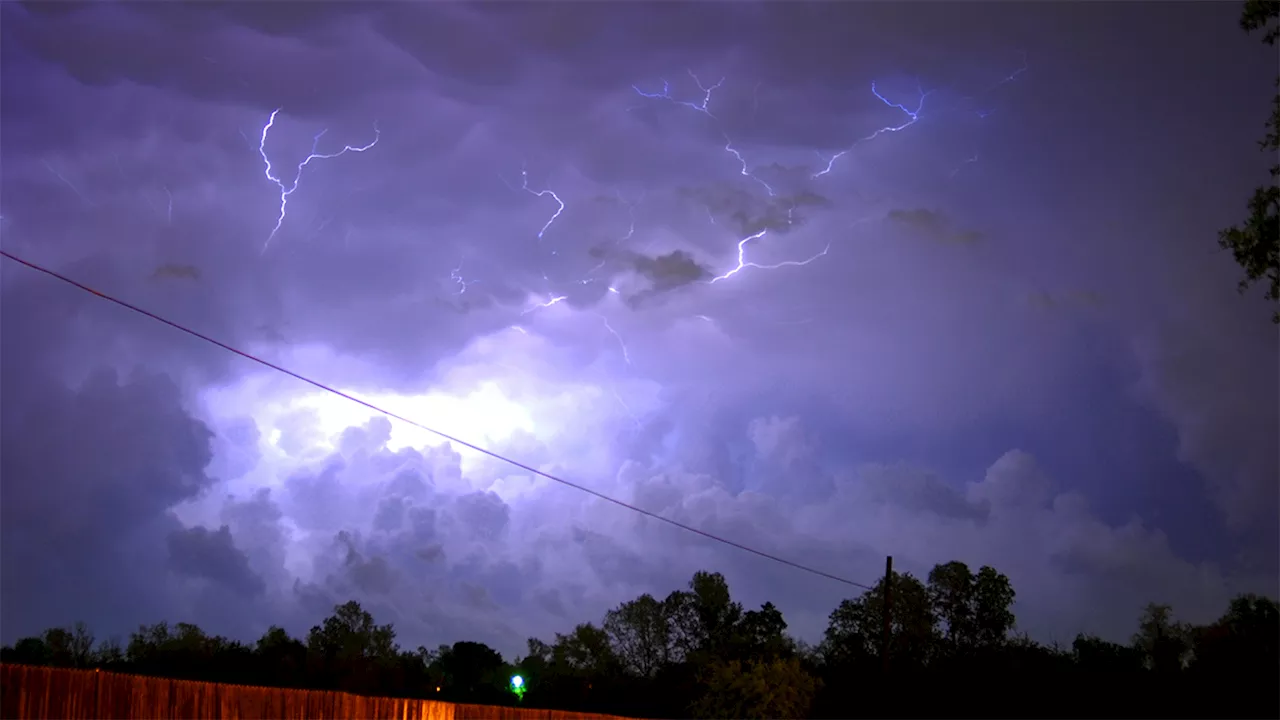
[1,1,1275,659]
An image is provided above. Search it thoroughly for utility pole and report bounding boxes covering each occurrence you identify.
[881,555,893,675]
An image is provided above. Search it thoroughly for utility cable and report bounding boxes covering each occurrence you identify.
[1,249,876,591]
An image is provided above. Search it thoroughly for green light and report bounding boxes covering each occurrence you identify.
[510,674,526,700]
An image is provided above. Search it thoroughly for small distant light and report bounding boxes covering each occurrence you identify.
[435,686,441,692]
[511,675,524,688]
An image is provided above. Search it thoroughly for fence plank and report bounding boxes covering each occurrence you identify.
[0,665,638,720]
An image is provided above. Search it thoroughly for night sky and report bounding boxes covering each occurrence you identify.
[2,2,1276,658]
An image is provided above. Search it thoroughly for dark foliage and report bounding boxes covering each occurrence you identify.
[3,561,1276,718]
[1219,0,1280,322]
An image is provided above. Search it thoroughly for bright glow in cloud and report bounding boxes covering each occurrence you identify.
[2,1,1275,662]
[197,333,663,496]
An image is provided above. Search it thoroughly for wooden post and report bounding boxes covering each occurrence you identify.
[882,555,894,675]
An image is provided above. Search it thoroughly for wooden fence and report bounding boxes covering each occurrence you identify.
[0,664,635,720]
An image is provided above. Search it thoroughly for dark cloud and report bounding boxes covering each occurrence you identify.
[167,525,267,598]
[221,489,290,585]
[2,0,1276,661]
[1027,289,1105,311]
[683,185,833,236]
[619,249,711,307]
[332,531,398,596]
[153,264,201,281]
[450,491,511,542]
[2,368,213,535]
[854,463,989,522]
[10,2,413,118]
[0,342,217,637]
[887,207,985,246]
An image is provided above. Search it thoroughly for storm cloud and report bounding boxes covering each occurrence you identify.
[1,1,1276,659]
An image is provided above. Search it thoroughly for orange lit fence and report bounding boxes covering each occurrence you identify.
[0,664,636,720]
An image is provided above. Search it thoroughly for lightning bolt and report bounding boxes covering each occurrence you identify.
[812,81,931,180]
[633,72,776,196]
[43,160,92,206]
[987,51,1029,92]
[521,294,567,316]
[633,72,837,287]
[616,189,641,244]
[723,134,776,197]
[578,271,621,297]
[598,314,633,366]
[258,108,379,251]
[632,69,724,117]
[518,167,566,241]
[611,385,642,428]
[450,261,478,295]
[949,153,980,179]
[578,189,644,292]
[966,53,1032,119]
[708,229,831,284]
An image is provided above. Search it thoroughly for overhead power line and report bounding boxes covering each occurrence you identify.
[0,249,876,591]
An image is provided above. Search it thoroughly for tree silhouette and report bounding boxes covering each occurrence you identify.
[255,626,307,688]
[1190,593,1279,688]
[692,656,818,720]
[2,567,1277,719]
[1132,602,1193,674]
[1219,0,1279,322]
[305,600,400,696]
[824,569,936,670]
[603,594,674,678]
[434,641,509,704]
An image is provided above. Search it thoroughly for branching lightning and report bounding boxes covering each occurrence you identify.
[632,72,778,197]
[723,134,776,196]
[451,261,479,295]
[578,270,622,297]
[709,229,831,284]
[812,81,931,180]
[626,60,1024,298]
[578,190,640,292]
[521,294,567,316]
[633,71,834,284]
[258,108,380,251]
[966,52,1031,119]
[519,167,566,241]
[633,69,724,117]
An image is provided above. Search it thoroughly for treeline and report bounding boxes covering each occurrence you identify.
[2,561,1277,719]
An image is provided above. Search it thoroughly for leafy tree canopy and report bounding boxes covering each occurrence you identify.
[1219,0,1280,322]
[3,563,1276,719]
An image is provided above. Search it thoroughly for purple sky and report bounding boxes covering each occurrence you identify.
[2,2,1276,657]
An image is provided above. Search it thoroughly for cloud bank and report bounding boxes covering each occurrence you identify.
[2,2,1275,659]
